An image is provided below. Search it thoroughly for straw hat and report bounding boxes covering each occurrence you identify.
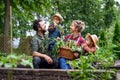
[52,13,63,23]
[86,33,99,49]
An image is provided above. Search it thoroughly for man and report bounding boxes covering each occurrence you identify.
[30,19,58,69]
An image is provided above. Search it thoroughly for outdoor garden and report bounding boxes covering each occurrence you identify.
[0,0,120,80]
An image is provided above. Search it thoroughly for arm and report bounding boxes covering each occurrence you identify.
[31,38,53,64]
[81,43,96,53]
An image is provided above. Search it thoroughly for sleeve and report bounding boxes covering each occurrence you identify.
[77,36,86,46]
[30,38,39,54]
[64,34,70,42]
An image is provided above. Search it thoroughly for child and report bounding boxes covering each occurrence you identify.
[82,33,99,54]
[48,13,63,51]
[59,20,97,69]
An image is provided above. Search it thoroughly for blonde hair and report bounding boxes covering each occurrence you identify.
[72,20,85,32]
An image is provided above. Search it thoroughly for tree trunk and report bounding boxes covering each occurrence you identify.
[3,0,11,53]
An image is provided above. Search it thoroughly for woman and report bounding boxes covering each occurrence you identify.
[59,20,96,69]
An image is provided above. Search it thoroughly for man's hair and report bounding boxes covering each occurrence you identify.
[33,19,42,31]
[72,20,85,32]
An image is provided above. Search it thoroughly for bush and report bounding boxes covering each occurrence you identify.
[0,53,33,68]
[112,21,120,59]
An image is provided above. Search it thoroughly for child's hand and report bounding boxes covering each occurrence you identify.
[57,37,61,41]
[53,21,57,27]
[91,47,96,52]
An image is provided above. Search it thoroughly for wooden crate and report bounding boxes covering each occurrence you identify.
[59,47,75,60]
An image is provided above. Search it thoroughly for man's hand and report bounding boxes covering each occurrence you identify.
[44,55,53,64]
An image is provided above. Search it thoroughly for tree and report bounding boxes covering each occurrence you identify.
[112,21,120,59]
[1,0,53,53]
[99,29,107,47]
[103,0,116,29]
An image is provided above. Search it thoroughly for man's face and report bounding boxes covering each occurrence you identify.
[39,21,46,32]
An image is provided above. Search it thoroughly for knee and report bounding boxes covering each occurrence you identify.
[59,57,66,63]
[33,57,41,64]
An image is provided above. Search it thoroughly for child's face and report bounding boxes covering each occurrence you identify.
[53,16,60,24]
[86,37,93,46]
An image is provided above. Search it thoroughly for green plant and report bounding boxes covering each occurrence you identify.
[67,36,116,80]
[0,53,33,68]
[68,48,115,80]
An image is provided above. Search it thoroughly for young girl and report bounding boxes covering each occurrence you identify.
[82,33,99,54]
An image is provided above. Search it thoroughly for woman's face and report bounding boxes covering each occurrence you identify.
[86,37,93,46]
[70,22,76,33]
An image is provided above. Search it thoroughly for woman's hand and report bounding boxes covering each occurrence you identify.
[73,52,79,58]
[57,37,61,41]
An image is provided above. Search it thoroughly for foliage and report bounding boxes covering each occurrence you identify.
[51,0,117,36]
[0,0,5,34]
[67,23,116,79]
[112,21,120,59]
[99,29,107,47]
[104,0,116,29]
[0,53,33,68]
[1,0,118,37]
[11,0,53,38]
[67,45,115,80]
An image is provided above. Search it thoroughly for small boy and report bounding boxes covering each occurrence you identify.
[48,13,63,51]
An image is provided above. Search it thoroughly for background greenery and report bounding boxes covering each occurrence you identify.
[0,0,120,59]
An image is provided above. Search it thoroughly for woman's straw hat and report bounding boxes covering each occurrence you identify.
[52,13,63,22]
[86,33,99,49]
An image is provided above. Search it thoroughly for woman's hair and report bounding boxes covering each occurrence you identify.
[33,19,42,31]
[72,20,85,32]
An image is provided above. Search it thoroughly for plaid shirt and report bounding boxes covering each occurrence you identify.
[64,34,85,46]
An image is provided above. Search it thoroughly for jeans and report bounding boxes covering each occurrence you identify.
[59,57,71,69]
[33,56,59,69]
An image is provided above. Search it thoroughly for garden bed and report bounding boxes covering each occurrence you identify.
[0,68,118,80]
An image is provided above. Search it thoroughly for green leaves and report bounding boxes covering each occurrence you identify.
[0,53,33,68]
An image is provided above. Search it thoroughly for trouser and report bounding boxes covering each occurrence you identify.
[33,56,59,69]
[58,57,71,69]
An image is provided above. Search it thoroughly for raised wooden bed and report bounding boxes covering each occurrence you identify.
[0,68,117,80]
[0,60,120,80]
